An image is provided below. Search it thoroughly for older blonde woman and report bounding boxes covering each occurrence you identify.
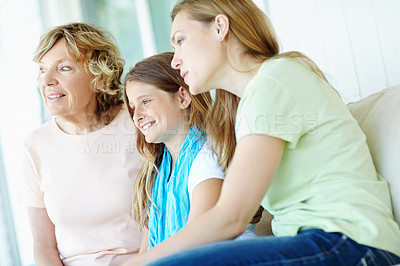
[22,23,143,266]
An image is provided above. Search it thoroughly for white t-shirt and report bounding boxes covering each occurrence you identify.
[21,107,143,266]
[187,142,224,201]
[187,143,258,240]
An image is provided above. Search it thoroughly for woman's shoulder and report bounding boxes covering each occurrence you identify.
[113,105,137,133]
[258,57,312,80]
[96,105,136,136]
[24,119,55,144]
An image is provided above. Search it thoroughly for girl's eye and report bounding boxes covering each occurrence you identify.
[177,38,184,46]
[39,67,46,74]
[143,99,150,105]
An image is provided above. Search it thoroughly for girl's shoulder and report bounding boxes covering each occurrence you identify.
[187,142,225,200]
[191,142,219,169]
[190,142,224,178]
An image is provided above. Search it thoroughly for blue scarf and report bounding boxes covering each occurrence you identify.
[148,127,206,249]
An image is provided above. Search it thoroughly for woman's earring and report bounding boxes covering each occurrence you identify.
[218,35,222,41]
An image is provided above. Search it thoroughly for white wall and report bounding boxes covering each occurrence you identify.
[267,0,400,103]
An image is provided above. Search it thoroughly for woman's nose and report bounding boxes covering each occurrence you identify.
[171,53,181,69]
[39,69,58,88]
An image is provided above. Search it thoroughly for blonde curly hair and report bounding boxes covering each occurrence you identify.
[33,23,125,121]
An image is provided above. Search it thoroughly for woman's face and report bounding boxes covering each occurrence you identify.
[125,81,190,146]
[171,11,223,95]
[37,38,97,120]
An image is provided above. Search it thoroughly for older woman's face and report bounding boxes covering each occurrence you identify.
[37,38,97,120]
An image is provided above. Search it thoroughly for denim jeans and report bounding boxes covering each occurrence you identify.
[146,229,400,266]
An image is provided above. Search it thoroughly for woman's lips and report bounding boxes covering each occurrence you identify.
[46,93,66,102]
[181,71,188,83]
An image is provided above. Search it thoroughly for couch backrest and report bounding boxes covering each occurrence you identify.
[347,85,400,224]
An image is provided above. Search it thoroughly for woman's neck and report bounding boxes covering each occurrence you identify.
[56,105,121,135]
[219,61,262,97]
[216,36,264,97]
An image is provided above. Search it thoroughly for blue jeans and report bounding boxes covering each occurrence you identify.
[146,229,400,266]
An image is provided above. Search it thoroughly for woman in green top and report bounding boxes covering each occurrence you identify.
[124,0,400,265]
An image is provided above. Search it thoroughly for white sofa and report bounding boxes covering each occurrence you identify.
[348,85,400,224]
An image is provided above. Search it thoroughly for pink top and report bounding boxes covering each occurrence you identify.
[21,107,143,265]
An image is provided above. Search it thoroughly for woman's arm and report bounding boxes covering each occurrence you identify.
[27,207,63,266]
[126,134,285,265]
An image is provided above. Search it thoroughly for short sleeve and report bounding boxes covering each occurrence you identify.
[235,75,306,149]
[187,143,225,201]
[20,142,45,208]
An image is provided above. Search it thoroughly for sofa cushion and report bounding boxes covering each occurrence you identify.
[347,85,400,223]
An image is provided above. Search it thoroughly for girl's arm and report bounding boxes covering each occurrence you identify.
[27,207,64,266]
[138,229,149,253]
[135,179,222,257]
[187,178,223,224]
[126,134,284,265]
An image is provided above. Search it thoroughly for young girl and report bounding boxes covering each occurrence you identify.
[123,52,228,254]
[126,1,400,265]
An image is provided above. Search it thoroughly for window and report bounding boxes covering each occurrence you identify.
[0,0,44,265]
[81,0,178,73]
[82,0,145,72]
[147,0,177,53]
[0,142,21,266]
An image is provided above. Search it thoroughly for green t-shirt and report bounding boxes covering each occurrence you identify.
[236,58,400,256]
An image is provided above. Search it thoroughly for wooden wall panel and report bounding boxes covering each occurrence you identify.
[265,0,400,102]
[341,0,387,98]
[314,0,361,101]
[371,0,400,87]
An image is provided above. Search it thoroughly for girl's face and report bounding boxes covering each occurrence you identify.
[171,11,223,95]
[37,38,97,120]
[126,81,191,146]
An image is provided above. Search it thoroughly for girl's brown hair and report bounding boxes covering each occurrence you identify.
[124,52,212,230]
[34,23,125,122]
[172,0,333,171]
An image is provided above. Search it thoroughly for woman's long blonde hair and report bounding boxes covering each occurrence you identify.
[172,0,333,171]
[124,52,212,230]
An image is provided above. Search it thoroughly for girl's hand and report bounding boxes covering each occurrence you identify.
[122,253,149,266]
